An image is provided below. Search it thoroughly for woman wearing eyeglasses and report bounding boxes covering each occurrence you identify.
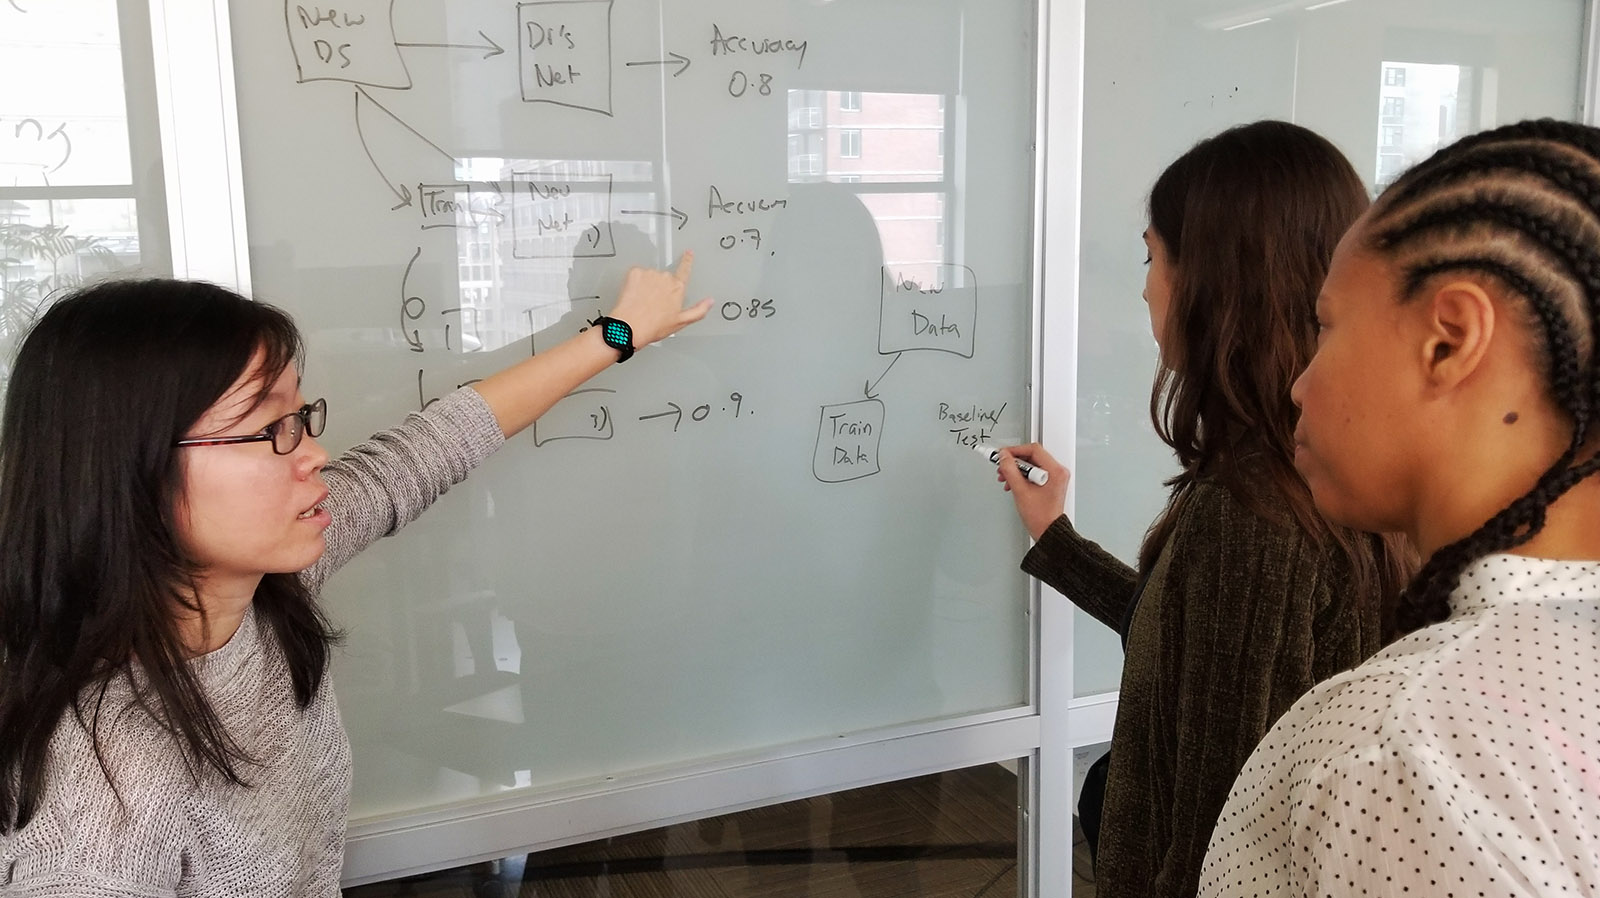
[0,260,708,894]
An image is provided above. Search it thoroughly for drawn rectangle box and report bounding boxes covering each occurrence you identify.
[878,263,978,358]
[415,183,506,231]
[814,399,884,483]
[517,0,614,115]
[533,388,615,447]
[510,172,616,260]
[285,0,410,88]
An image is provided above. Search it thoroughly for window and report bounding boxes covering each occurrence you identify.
[787,130,824,181]
[1382,96,1405,118]
[2,0,169,390]
[1377,153,1407,183]
[840,129,862,158]
[840,90,861,112]
[1381,125,1404,149]
[788,89,951,279]
[789,153,823,178]
[1383,66,1407,87]
[788,106,822,130]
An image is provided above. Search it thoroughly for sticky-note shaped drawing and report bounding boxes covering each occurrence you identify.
[878,263,978,358]
[510,172,616,259]
[518,0,614,115]
[533,388,616,447]
[285,0,410,89]
[814,400,885,483]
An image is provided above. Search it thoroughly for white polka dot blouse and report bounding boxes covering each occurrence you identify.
[1199,553,1600,897]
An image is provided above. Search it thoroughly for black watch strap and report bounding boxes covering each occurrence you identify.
[590,315,635,362]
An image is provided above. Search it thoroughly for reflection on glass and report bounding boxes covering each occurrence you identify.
[1077,0,1585,697]
[788,90,952,291]
[1375,61,1473,189]
[860,192,950,290]
[0,198,135,385]
[345,763,1022,898]
[786,90,945,185]
[396,157,663,357]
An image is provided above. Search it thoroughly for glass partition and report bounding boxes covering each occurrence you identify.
[1075,0,1587,697]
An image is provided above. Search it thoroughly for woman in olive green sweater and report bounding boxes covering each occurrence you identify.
[996,122,1413,898]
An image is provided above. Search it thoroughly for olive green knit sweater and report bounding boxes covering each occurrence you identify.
[1024,481,1382,898]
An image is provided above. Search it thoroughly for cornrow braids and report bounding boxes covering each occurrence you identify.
[1367,120,1600,633]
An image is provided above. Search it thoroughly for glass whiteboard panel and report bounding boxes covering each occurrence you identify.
[1076,0,1585,697]
[229,0,1037,819]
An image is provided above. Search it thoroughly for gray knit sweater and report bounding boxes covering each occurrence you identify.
[0,388,505,897]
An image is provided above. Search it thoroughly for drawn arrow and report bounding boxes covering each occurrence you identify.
[620,206,689,230]
[625,51,691,78]
[396,31,505,59]
[864,353,902,400]
[639,401,684,432]
[399,246,426,351]
[353,86,456,210]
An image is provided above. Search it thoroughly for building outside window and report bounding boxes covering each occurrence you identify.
[840,129,862,158]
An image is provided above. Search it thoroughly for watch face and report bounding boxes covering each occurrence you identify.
[602,320,631,347]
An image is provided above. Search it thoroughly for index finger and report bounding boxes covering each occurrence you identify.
[673,250,695,285]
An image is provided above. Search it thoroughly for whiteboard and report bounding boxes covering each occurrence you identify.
[228,0,1038,820]
[1072,0,1586,697]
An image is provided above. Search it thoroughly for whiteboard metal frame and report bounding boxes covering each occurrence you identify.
[1585,0,1600,126]
[344,710,1041,883]
[1030,0,1090,895]
[147,0,251,291]
[148,0,1089,893]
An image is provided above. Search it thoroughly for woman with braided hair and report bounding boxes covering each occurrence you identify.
[1199,119,1600,896]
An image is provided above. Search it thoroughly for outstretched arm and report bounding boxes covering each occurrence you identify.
[472,252,711,438]
[305,254,710,588]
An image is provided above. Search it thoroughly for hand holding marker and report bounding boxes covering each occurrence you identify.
[974,443,1049,485]
[987,442,1069,540]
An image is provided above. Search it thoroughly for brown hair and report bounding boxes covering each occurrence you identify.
[1138,121,1413,624]
[1361,119,1600,633]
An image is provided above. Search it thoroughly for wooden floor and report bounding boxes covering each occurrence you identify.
[344,764,1097,897]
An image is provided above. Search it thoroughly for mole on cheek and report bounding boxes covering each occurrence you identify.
[1503,411,1520,425]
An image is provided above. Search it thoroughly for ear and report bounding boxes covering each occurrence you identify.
[1419,279,1495,391]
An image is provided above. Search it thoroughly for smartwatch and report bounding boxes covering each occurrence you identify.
[589,315,635,363]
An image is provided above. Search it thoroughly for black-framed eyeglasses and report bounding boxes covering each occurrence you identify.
[174,398,327,456]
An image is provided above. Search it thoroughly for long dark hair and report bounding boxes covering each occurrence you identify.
[1363,119,1600,633]
[0,279,340,832]
[1138,121,1413,619]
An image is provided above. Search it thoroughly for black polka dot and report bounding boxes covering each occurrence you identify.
[1198,555,1600,896]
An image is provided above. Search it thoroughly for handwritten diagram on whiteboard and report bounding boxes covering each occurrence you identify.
[241,0,1038,820]
[280,0,1004,487]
